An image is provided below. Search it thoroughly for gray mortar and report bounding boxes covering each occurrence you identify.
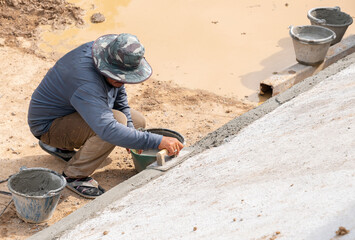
[8,169,65,197]
[310,9,352,25]
[28,52,355,240]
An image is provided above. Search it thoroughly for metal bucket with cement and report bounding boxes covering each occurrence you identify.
[130,128,185,172]
[307,6,353,45]
[289,25,336,66]
[7,167,66,223]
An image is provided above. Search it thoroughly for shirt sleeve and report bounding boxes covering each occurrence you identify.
[113,86,134,128]
[70,85,162,149]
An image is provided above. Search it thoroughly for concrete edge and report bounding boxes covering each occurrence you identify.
[191,51,355,153]
[28,52,355,240]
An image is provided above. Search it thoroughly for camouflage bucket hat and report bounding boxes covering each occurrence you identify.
[92,33,152,83]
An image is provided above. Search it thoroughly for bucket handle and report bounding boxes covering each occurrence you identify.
[20,166,28,171]
[289,25,302,42]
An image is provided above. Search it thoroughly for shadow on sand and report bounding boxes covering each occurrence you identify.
[240,37,295,103]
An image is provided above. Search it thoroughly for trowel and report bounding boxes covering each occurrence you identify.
[156,149,168,166]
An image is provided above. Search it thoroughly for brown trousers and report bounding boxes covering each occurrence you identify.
[41,109,146,178]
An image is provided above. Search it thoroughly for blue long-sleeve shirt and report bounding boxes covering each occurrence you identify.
[28,42,162,150]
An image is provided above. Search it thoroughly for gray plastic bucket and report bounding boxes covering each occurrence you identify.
[308,6,353,45]
[289,25,336,66]
[7,167,66,223]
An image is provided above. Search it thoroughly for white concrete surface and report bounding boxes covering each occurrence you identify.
[59,64,355,240]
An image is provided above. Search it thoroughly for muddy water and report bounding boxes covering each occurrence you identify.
[38,0,355,102]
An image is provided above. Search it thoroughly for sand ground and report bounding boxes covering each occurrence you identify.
[0,1,253,239]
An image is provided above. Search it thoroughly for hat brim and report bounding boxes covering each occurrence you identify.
[92,34,152,84]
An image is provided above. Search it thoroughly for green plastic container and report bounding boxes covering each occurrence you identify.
[130,128,184,172]
[130,149,158,172]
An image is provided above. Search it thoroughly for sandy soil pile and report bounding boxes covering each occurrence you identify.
[0,1,253,239]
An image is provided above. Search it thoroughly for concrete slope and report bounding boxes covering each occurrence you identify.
[29,53,355,240]
[51,60,355,239]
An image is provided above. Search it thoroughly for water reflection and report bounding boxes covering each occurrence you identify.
[38,0,355,104]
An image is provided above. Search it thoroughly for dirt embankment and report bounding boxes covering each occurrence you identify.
[0,0,83,55]
[0,1,254,239]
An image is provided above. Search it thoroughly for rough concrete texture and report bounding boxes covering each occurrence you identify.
[50,59,355,239]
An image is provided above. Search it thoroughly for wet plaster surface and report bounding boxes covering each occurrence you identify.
[55,58,355,239]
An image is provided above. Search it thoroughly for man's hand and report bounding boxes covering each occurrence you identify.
[158,136,184,156]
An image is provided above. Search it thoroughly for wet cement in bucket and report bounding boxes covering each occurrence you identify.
[310,9,352,25]
[9,170,64,197]
[307,7,353,45]
[291,26,335,42]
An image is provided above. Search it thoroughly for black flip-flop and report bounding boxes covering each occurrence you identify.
[66,177,105,199]
[39,140,76,162]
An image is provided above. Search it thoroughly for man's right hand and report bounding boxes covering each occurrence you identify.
[158,136,184,156]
